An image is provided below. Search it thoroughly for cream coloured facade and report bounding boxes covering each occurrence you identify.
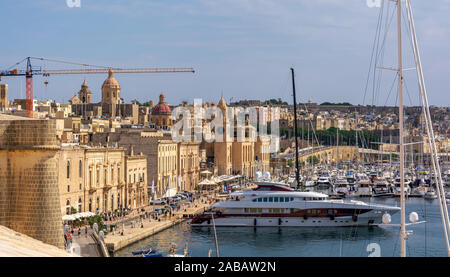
[125,150,148,209]
[178,142,200,191]
[57,145,127,215]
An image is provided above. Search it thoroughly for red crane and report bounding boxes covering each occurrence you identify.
[0,57,195,118]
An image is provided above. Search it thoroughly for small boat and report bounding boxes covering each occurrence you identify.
[143,253,164,257]
[132,249,156,255]
[424,190,438,200]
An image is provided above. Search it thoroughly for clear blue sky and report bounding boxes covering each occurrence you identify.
[0,0,449,107]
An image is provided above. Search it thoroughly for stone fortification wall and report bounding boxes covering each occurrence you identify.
[0,115,64,248]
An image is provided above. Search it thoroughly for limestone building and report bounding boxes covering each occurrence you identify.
[90,129,180,199]
[71,71,139,124]
[178,142,200,191]
[0,84,8,111]
[125,148,148,209]
[57,144,126,215]
[151,93,173,129]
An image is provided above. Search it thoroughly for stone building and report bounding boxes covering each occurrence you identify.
[90,129,181,199]
[57,144,148,215]
[178,142,200,191]
[79,80,92,104]
[71,71,139,123]
[204,97,271,177]
[125,148,148,209]
[0,114,64,248]
[57,144,126,215]
[151,93,172,129]
[0,84,8,111]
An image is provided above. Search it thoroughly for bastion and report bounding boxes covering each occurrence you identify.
[0,114,64,248]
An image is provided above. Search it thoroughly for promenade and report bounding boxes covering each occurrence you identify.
[103,196,214,253]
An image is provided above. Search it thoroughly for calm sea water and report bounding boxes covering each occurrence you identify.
[115,197,448,257]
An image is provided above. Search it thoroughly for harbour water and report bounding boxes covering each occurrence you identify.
[115,197,449,257]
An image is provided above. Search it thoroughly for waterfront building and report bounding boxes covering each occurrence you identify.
[125,148,148,209]
[57,144,127,215]
[178,142,200,191]
[90,129,181,199]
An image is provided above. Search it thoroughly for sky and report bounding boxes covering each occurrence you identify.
[0,0,449,107]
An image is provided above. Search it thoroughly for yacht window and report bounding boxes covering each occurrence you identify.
[257,208,263,213]
[250,208,257,213]
[273,208,281,213]
[263,197,268,202]
[274,197,279,202]
[268,197,273,202]
[252,199,257,202]
[279,197,285,202]
[290,197,294,201]
[257,198,262,202]
[285,197,290,202]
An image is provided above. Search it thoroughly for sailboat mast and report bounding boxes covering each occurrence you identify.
[397,0,407,258]
[291,68,301,189]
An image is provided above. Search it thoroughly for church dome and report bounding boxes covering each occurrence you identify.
[152,93,171,115]
[218,96,227,110]
[102,68,120,88]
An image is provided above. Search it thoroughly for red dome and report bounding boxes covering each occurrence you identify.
[152,103,171,114]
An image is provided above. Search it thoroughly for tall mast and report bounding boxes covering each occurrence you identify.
[397,0,407,257]
[291,68,301,189]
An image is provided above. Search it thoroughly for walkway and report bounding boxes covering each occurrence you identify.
[71,228,101,257]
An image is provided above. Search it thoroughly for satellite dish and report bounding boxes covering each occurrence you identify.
[93,223,98,233]
[382,213,391,224]
[409,212,419,223]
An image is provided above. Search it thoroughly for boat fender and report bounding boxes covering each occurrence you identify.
[303,214,308,220]
[352,215,358,222]
[254,218,257,226]
[207,219,210,225]
[330,215,335,220]
[278,218,282,225]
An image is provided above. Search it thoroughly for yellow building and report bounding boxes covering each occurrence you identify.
[178,142,200,191]
[125,148,148,209]
[57,145,127,215]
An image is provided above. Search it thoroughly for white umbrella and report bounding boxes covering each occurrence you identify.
[62,215,76,221]
[72,213,82,220]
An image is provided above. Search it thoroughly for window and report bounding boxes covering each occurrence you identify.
[67,161,70,179]
[257,198,262,202]
[268,197,273,202]
[285,197,290,202]
[79,183,82,190]
[274,197,279,202]
[67,185,70,192]
[263,198,267,202]
[79,160,82,177]
[280,197,284,202]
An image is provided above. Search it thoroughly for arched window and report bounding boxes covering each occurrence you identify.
[67,161,70,179]
[66,200,70,215]
[78,198,82,212]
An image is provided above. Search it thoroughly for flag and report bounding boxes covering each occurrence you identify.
[151,180,155,194]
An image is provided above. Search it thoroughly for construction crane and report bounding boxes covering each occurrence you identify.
[0,57,195,118]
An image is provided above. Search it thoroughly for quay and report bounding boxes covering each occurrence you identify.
[104,200,213,254]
